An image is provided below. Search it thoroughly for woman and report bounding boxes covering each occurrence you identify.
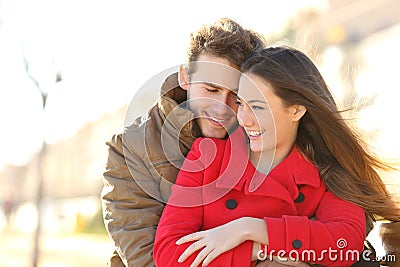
[153,46,400,266]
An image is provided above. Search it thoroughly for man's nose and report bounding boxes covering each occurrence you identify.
[213,95,232,115]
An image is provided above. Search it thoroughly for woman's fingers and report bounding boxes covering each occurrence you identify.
[190,247,214,267]
[176,231,206,245]
[178,239,206,263]
[202,248,220,266]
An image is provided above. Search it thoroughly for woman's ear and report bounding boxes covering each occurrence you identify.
[179,64,190,90]
[289,105,307,122]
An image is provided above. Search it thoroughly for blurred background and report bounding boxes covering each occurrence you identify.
[0,0,399,266]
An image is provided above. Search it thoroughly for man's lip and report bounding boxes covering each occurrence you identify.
[204,112,228,126]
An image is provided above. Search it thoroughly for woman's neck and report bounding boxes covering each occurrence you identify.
[250,143,294,174]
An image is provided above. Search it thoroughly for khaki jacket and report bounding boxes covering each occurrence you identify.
[101,73,200,266]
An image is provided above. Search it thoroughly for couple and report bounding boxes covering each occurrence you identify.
[102,19,400,267]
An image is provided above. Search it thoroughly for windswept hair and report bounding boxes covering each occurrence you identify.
[241,46,400,232]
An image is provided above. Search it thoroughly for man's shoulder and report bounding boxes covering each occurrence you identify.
[122,114,153,151]
[124,114,150,134]
[104,113,151,156]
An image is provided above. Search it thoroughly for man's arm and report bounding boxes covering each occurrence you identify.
[101,133,163,267]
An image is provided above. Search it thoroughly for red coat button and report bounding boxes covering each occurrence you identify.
[292,239,302,249]
[294,192,305,203]
[225,199,237,210]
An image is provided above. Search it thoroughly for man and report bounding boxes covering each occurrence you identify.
[101,18,266,266]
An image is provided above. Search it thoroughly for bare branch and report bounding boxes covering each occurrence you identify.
[21,52,47,109]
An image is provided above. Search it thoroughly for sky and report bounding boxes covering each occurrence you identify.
[0,0,329,168]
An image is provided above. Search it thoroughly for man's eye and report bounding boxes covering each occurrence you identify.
[205,88,218,93]
[235,99,243,106]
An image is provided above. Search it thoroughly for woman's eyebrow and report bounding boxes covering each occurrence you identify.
[247,99,267,104]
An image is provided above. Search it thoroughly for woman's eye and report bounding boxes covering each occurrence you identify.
[252,105,264,110]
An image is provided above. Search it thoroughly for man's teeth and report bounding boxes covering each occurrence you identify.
[209,116,224,123]
[247,130,265,137]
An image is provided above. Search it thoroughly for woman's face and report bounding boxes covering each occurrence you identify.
[237,72,302,161]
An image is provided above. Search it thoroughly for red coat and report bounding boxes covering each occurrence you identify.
[154,128,366,266]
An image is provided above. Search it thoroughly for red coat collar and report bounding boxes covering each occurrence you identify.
[215,128,321,201]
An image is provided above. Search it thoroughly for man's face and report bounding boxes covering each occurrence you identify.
[185,53,240,139]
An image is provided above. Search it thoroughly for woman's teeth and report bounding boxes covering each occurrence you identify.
[247,130,265,137]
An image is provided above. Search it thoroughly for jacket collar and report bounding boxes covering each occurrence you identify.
[157,73,201,148]
[160,72,187,103]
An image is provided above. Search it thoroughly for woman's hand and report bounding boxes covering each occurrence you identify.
[176,217,256,266]
[175,216,309,267]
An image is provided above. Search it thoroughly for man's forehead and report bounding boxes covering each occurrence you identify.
[190,61,241,92]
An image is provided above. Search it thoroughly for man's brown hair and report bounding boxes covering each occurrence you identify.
[187,18,265,75]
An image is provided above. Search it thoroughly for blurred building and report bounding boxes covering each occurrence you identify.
[313,0,400,43]
[314,0,400,178]
[0,104,127,233]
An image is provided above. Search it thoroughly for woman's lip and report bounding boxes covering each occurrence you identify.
[246,129,266,139]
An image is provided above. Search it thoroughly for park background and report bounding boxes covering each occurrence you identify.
[0,0,399,266]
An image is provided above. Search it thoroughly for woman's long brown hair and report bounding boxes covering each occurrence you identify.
[241,46,400,232]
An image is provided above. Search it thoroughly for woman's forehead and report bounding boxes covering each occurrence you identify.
[238,73,274,100]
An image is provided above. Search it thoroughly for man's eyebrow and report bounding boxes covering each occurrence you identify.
[203,82,238,91]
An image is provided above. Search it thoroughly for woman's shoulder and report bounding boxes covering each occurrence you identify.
[188,127,246,164]
[191,136,228,149]
[190,128,244,154]
[188,137,228,163]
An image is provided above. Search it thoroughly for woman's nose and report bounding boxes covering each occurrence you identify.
[237,107,254,127]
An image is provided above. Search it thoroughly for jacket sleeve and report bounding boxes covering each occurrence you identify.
[101,132,164,267]
[154,138,255,267]
[265,190,366,266]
